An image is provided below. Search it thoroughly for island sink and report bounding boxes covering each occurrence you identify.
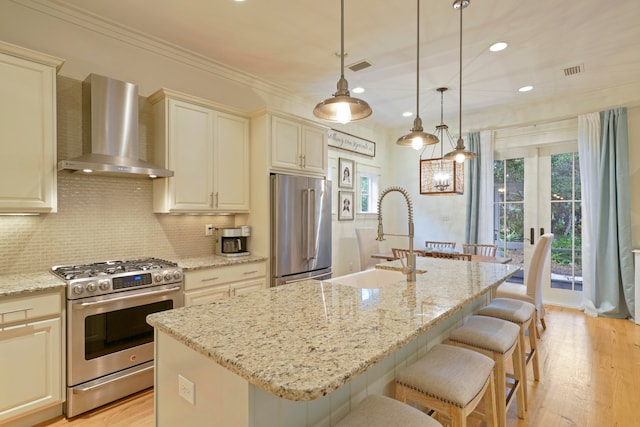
[325,268,425,288]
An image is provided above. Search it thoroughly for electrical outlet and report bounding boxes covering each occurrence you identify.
[441,215,450,221]
[205,224,214,236]
[178,374,195,405]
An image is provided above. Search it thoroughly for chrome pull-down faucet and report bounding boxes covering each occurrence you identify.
[376,186,416,282]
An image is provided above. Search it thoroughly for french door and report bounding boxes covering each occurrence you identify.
[494,142,583,308]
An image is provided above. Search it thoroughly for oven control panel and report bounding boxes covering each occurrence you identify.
[67,269,183,299]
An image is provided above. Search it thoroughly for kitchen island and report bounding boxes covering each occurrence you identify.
[147,258,519,426]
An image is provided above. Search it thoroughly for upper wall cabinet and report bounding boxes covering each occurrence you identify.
[150,89,250,213]
[271,115,327,176]
[0,42,63,213]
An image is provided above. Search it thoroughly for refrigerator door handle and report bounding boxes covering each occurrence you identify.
[309,189,317,260]
[303,188,310,260]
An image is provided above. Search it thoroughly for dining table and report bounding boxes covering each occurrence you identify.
[371,252,513,264]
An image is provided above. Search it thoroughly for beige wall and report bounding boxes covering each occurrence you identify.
[628,106,640,249]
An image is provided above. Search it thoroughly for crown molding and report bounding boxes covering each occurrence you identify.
[0,39,64,71]
[12,0,302,105]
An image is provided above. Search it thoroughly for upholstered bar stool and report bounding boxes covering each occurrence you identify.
[334,394,443,427]
[395,343,498,427]
[447,315,526,427]
[477,298,540,408]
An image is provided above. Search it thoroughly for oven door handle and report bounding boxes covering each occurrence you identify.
[72,364,154,394]
[76,286,182,307]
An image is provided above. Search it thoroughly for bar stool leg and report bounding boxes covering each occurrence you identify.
[529,310,541,381]
[512,336,526,419]
[483,371,498,427]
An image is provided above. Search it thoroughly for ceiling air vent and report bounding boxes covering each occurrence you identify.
[348,60,372,72]
[563,64,584,77]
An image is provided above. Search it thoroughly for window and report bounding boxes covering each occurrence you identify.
[359,172,379,213]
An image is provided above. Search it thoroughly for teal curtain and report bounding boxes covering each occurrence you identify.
[465,132,481,243]
[595,108,635,319]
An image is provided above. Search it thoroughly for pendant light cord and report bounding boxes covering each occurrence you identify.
[340,0,345,79]
[458,2,463,143]
[415,0,420,119]
[440,89,444,158]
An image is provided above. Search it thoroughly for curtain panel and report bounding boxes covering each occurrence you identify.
[465,131,494,245]
[579,108,635,319]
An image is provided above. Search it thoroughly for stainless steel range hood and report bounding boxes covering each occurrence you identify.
[58,74,173,178]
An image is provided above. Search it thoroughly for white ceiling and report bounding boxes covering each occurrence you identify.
[20,0,640,130]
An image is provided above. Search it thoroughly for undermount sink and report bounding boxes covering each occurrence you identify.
[325,268,423,288]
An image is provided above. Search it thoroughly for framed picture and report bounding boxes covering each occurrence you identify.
[338,158,354,188]
[338,191,354,221]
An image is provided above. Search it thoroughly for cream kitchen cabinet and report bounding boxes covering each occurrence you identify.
[0,41,63,213]
[151,89,250,213]
[184,262,266,306]
[271,115,327,175]
[0,290,64,425]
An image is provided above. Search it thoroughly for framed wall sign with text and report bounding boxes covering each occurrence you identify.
[328,130,376,157]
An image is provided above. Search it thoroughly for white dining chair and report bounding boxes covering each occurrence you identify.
[463,243,498,257]
[425,240,456,250]
[496,233,554,331]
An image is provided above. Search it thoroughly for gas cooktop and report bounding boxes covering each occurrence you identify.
[52,257,178,280]
[51,257,183,299]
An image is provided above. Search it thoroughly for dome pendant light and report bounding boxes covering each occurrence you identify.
[397,0,439,150]
[444,0,476,163]
[313,0,372,124]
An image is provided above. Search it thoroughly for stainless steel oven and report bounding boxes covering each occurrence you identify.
[52,258,183,418]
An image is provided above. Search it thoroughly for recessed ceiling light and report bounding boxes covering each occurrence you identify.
[489,42,508,52]
[518,85,533,92]
[352,87,365,94]
[402,111,413,117]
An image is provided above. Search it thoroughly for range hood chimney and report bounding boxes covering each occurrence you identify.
[58,74,173,178]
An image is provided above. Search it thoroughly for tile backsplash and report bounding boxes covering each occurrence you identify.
[0,174,233,275]
[0,75,233,275]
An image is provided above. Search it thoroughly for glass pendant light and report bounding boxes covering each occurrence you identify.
[396,0,439,150]
[313,0,372,124]
[444,0,476,163]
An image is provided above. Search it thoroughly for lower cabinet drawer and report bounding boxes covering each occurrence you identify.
[184,277,266,307]
[184,262,266,291]
[0,291,61,326]
[184,285,230,306]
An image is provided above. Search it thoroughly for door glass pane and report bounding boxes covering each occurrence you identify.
[549,152,582,291]
[574,152,581,200]
[551,153,574,200]
[494,159,525,282]
[505,158,524,201]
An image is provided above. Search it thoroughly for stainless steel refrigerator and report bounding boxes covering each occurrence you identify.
[271,174,332,286]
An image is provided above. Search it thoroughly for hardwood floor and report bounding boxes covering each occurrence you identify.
[34,389,154,427]
[35,306,639,426]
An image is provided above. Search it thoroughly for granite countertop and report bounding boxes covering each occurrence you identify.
[0,272,66,297]
[176,254,267,271]
[147,258,519,401]
[0,254,268,298]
